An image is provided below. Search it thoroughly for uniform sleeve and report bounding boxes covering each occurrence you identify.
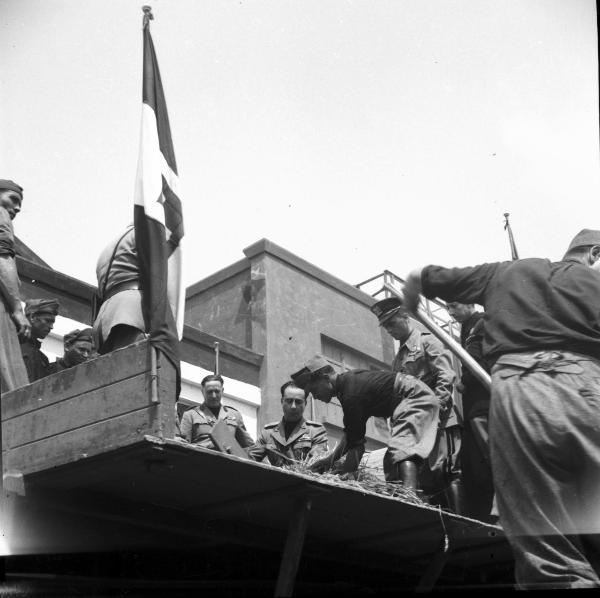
[178,410,194,442]
[247,429,269,462]
[424,336,456,411]
[422,262,501,305]
[234,412,255,449]
[308,425,329,457]
[0,208,15,257]
[342,403,368,450]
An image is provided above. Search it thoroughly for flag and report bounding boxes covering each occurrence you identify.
[503,213,519,261]
[134,10,184,391]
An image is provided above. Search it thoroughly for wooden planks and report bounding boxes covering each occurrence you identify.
[2,342,150,420]
[2,341,177,477]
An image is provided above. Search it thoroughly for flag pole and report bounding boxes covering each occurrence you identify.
[503,213,519,261]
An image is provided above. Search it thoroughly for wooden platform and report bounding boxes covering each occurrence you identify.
[1,341,513,591]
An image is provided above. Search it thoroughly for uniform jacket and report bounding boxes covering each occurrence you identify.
[459,312,490,420]
[93,227,145,350]
[47,358,69,376]
[392,327,459,427]
[20,337,50,382]
[249,418,328,466]
[178,403,254,450]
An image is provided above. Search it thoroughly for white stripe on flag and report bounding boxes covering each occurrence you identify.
[134,103,180,226]
[135,102,185,339]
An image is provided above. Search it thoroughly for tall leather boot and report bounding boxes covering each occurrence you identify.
[390,460,419,491]
[445,479,467,516]
[399,460,419,491]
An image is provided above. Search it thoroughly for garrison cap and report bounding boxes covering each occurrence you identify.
[0,179,23,197]
[566,229,600,253]
[24,298,59,317]
[64,328,93,346]
[370,296,406,326]
[291,354,331,390]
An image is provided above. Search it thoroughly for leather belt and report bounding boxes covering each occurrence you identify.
[103,281,140,302]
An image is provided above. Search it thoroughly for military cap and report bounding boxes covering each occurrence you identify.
[370,296,406,326]
[566,229,600,253]
[0,179,23,197]
[64,328,93,346]
[291,354,332,390]
[24,298,59,317]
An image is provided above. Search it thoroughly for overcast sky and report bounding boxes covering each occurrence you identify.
[1,0,598,291]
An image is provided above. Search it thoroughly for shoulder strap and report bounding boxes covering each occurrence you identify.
[100,228,133,301]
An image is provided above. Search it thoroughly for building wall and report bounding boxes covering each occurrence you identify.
[257,253,392,430]
[185,262,252,348]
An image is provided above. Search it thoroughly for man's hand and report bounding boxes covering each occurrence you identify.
[12,309,30,339]
[308,451,334,473]
[402,268,424,316]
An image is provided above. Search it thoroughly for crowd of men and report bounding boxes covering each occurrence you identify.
[2,178,600,589]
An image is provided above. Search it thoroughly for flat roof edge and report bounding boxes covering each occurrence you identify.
[243,239,377,307]
[186,257,250,299]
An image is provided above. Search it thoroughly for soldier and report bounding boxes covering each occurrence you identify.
[20,298,59,382]
[0,179,30,391]
[93,225,145,354]
[48,328,94,375]
[292,355,439,488]
[371,297,464,514]
[446,302,494,521]
[249,381,328,466]
[402,229,600,589]
[178,374,254,450]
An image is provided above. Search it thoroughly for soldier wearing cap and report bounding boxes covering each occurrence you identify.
[178,374,255,451]
[291,355,439,488]
[20,298,60,382]
[48,328,94,375]
[401,229,600,589]
[249,381,328,467]
[371,297,464,515]
[0,179,30,391]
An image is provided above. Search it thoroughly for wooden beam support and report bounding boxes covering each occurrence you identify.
[415,532,450,593]
[275,496,312,597]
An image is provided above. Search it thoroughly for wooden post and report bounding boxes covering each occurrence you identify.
[415,532,450,592]
[274,496,312,597]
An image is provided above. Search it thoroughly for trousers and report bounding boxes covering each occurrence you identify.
[491,350,600,589]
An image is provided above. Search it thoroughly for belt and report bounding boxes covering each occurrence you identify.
[103,281,140,302]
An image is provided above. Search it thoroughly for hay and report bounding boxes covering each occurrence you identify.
[280,459,428,506]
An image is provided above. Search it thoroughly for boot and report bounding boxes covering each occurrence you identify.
[388,460,419,491]
[445,479,467,516]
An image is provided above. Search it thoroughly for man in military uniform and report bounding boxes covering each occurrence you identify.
[0,179,30,391]
[178,374,254,450]
[93,225,145,354]
[292,355,439,488]
[446,302,494,521]
[249,381,328,466]
[402,229,600,589]
[48,328,94,375]
[371,297,464,514]
[20,298,59,382]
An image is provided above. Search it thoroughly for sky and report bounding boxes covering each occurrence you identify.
[1,0,598,291]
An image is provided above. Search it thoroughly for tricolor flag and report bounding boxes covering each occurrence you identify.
[134,8,184,390]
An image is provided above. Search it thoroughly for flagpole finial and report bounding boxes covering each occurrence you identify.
[142,5,154,29]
